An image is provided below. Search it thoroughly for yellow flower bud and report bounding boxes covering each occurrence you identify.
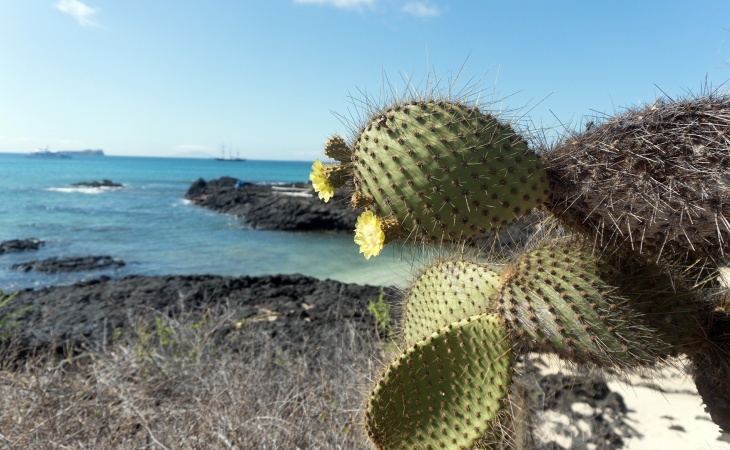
[310,159,335,203]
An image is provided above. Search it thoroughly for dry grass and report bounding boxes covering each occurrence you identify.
[0,310,387,449]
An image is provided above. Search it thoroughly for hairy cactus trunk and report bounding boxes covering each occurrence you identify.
[543,94,730,264]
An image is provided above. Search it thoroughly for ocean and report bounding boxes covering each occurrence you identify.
[0,153,418,292]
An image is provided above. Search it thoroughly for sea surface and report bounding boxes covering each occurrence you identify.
[0,153,419,292]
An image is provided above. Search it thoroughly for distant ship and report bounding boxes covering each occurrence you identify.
[215,156,246,162]
[215,145,246,162]
[29,146,71,158]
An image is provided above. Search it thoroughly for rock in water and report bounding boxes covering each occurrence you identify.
[10,256,125,273]
[0,238,45,255]
[71,179,123,188]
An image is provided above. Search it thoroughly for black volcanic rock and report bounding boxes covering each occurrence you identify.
[71,179,122,188]
[185,177,358,231]
[0,238,45,255]
[10,256,125,273]
[1,274,399,356]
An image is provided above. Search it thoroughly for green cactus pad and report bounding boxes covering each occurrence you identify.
[351,100,550,243]
[499,238,700,367]
[402,260,502,347]
[366,314,513,450]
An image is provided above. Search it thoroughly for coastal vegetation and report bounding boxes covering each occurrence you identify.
[0,291,27,340]
[0,305,386,449]
[312,87,730,448]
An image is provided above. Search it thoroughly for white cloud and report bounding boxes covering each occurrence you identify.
[293,0,375,9]
[54,0,100,27]
[401,1,441,17]
[293,0,444,17]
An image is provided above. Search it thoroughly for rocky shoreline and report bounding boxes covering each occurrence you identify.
[3,250,726,448]
[1,273,396,356]
[10,255,125,273]
[185,176,359,231]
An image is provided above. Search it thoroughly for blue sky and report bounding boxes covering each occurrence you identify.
[1,1,729,160]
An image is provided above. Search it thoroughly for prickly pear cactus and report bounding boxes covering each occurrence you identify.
[366,314,514,450]
[351,101,549,242]
[313,89,730,447]
[499,237,702,367]
[367,235,710,448]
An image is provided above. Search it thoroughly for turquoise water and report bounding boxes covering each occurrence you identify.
[0,153,416,291]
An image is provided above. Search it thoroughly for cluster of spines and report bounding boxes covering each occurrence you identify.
[324,134,351,162]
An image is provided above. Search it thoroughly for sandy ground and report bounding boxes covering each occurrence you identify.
[611,365,730,450]
[534,355,730,450]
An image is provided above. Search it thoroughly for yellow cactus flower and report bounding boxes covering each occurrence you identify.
[310,159,334,203]
[354,210,386,260]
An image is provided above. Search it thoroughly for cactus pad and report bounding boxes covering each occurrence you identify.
[402,259,502,347]
[366,314,513,450]
[351,100,550,244]
[499,238,699,367]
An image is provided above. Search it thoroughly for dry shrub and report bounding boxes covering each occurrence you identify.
[0,309,386,449]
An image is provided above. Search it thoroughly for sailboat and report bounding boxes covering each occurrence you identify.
[215,145,246,162]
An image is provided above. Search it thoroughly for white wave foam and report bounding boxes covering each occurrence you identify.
[47,186,122,195]
[260,181,307,186]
